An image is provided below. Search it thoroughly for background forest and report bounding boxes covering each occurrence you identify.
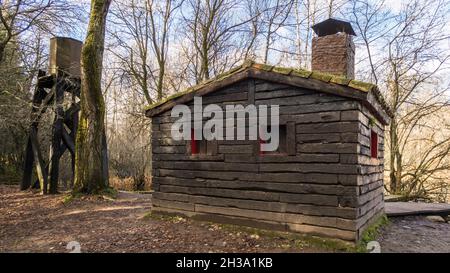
[1,0,449,202]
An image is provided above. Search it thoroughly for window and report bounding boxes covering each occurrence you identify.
[370,130,378,158]
[259,124,287,155]
[190,129,214,155]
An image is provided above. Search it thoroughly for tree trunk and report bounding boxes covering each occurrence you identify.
[74,0,111,194]
[0,43,5,64]
[389,118,401,194]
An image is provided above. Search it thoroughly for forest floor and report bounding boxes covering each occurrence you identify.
[0,185,449,253]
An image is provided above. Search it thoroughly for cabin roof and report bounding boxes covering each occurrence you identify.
[145,61,392,124]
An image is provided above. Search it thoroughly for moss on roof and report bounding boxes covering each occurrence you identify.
[145,62,380,112]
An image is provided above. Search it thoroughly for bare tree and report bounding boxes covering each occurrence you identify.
[350,0,450,200]
[180,0,257,83]
[259,0,293,64]
[0,0,83,63]
[109,0,182,104]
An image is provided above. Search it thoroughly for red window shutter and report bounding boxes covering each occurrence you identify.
[191,129,198,155]
[259,138,266,156]
[371,130,378,158]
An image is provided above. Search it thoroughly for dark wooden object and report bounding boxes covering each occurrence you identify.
[21,70,81,194]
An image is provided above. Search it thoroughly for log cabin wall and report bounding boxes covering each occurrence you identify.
[150,78,385,242]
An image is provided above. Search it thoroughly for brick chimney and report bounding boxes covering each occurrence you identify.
[311,18,356,79]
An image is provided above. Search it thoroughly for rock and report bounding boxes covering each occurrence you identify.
[426,215,446,223]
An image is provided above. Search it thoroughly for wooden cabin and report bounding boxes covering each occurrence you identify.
[145,19,392,242]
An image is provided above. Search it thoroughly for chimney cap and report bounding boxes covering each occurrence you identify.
[312,18,356,37]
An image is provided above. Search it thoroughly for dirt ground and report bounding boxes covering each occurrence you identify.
[377,216,450,253]
[1,185,449,253]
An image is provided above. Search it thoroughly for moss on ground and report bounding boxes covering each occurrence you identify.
[62,192,83,205]
[62,187,118,205]
[143,211,359,252]
[142,211,186,223]
[215,223,357,252]
[356,214,389,252]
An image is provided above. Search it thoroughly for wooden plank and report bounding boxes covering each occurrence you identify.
[156,161,258,172]
[297,143,357,154]
[146,71,249,117]
[385,202,450,217]
[157,168,340,184]
[249,69,367,101]
[159,185,280,202]
[21,71,47,190]
[279,193,339,206]
[153,176,358,196]
[296,133,341,143]
[281,101,359,115]
[259,163,359,174]
[218,144,253,154]
[153,154,224,162]
[286,121,296,155]
[29,128,48,194]
[287,223,356,242]
[102,131,109,186]
[296,121,359,134]
[193,204,357,231]
[282,111,341,124]
[62,127,75,155]
[247,79,255,104]
[48,74,65,194]
[21,138,35,190]
[256,93,346,107]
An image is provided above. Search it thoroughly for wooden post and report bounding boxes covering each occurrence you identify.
[21,70,46,190]
[48,71,65,194]
[70,99,79,189]
[102,131,109,187]
[29,128,48,194]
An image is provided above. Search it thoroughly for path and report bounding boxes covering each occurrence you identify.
[1,185,449,253]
